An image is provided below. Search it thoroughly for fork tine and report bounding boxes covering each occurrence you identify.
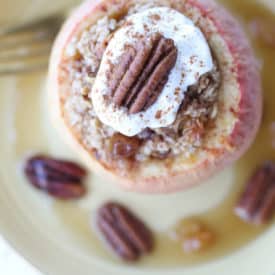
[0,63,47,75]
[0,40,52,60]
[0,29,54,50]
[0,17,61,49]
[0,26,58,51]
[0,16,62,37]
[0,16,63,76]
[0,53,49,75]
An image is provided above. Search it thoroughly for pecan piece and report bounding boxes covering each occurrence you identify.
[24,155,87,200]
[235,162,275,225]
[97,202,154,261]
[110,33,178,114]
[110,133,141,159]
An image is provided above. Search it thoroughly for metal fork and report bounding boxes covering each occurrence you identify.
[0,16,64,76]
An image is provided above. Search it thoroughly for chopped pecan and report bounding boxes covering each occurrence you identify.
[24,155,87,200]
[151,151,171,160]
[110,133,141,159]
[110,32,178,114]
[97,202,154,261]
[235,162,275,225]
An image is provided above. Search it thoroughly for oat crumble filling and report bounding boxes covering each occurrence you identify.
[62,1,221,170]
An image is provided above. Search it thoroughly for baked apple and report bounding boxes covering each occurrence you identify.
[48,0,262,193]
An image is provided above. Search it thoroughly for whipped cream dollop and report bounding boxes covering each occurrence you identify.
[91,7,214,137]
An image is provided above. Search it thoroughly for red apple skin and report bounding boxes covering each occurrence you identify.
[48,0,262,193]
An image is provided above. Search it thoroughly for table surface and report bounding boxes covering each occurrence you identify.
[0,236,40,275]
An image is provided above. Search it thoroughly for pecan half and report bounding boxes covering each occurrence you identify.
[97,202,154,261]
[110,32,178,114]
[235,162,275,225]
[24,155,87,200]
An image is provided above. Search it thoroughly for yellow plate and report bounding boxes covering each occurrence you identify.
[0,0,275,274]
